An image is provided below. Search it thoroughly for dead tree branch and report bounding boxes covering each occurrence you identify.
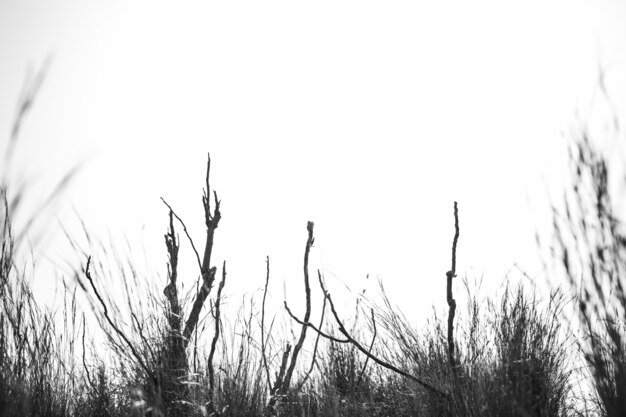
[266,222,317,415]
[280,221,314,393]
[446,201,460,369]
[208,260,226,396]
[296,294,326,392]
[163,209,182,337]
[261,256,272,388]
[266,343,292,415]
[183,153,221,346]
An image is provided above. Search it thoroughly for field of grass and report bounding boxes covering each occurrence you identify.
[1,74,625,417]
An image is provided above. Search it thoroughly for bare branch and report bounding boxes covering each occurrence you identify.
[280,221,314,393]
[296,294,327,392]
[183,153,221,345]
[267,343,292,415]
[446,201,460,369]
[450,201,460,274]
[163,209,182,336]
[261,256,272,388]
[208,260,227,396]
[183,269,215,344]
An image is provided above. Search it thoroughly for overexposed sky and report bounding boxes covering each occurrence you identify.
[1,0,626,322]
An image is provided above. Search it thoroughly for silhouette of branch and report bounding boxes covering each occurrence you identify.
[296,294,327,392]
[280,221,315,393]
[208,260,226,396]
[162,209,182,338]
[183,153,221,345]
[446,201,460,369]
[266,343,292,415]
[261,256,272,388]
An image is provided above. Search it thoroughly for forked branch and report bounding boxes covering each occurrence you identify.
[183,153,222,345]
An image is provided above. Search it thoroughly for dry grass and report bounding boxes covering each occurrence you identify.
[1,64,625,417]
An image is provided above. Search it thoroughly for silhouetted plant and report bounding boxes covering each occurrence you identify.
[553,124,626,417]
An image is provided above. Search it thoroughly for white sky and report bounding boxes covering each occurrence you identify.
[2,0,626,323]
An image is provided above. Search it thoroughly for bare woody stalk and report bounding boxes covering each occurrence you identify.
[295,295,326,392]
[281,221,314,392]
[208,260,226,396]
[183,154,221,346]
[266,221,316,415]
[163,210,182,341]
[261,256,272,388]
[446,201,460,370]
